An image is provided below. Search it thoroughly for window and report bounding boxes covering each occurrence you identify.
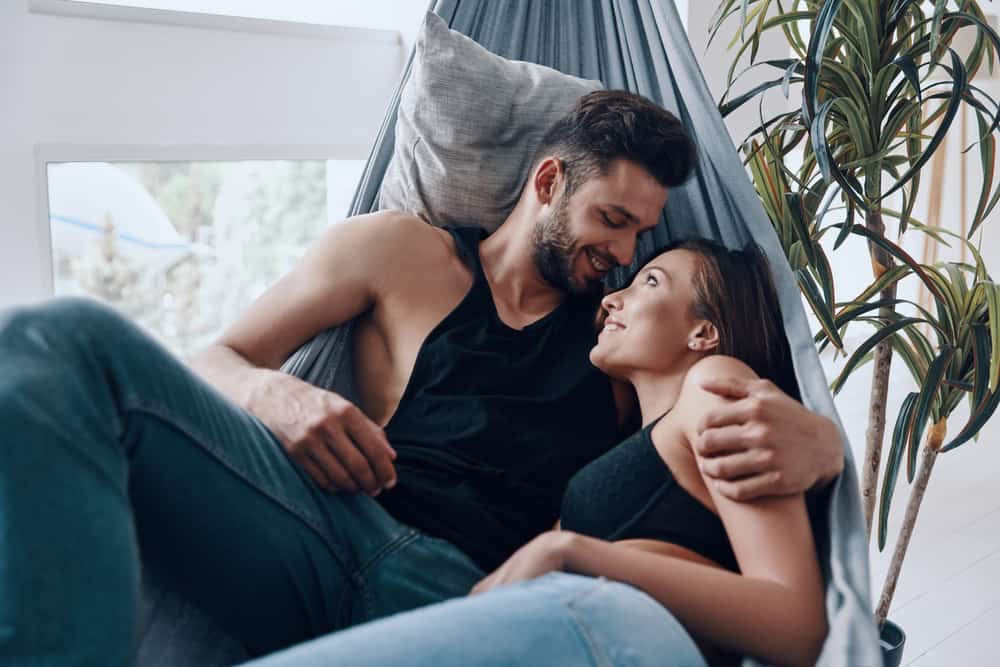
[47,159,364,357]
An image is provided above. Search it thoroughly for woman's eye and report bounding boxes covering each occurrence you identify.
[644,273,658,286]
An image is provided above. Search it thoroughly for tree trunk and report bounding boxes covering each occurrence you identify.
[875,418,947,627]
[862,205,896,539]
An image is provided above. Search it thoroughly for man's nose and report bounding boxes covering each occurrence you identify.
[610,235,637,267]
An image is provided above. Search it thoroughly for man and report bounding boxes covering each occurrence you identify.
[0,91,842,665]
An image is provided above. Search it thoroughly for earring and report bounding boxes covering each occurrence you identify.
[688,341,697,350]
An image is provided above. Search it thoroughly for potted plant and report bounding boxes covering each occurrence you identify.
[711,0,1000,663]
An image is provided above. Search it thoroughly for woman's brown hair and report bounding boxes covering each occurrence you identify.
[600,239,799,401]
[672,238,799,401]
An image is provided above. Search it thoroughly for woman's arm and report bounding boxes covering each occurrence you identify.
[560,520,824,667]
[475,356,827,666]
[568,356,826,666]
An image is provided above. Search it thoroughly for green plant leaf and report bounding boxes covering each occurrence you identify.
[970,111,998,238]
[834,198,855,250]
[886,0,923,35]
[831,295,939,333]
[708,0,740,49]
[907,346,955,480]
[786,192,818,265]
[922,264,959,341]
[720,74,805,118]
[803,0,844,123]
[891,55,923,104]
[813,243,837,311]
[971,323,991,410]
[726,11,818,86]
[841,224,948,304]
[782,59,799,99]
[986,282,1000,392]
[882,50,968,202]
[892,332,932,387]
[944,263,970,318]
[879,391,920,551]
[830,317,926,394]
[809,99,867,207]
[930,0,949,58]
[798,268,845,351]
[904,218,953,247]
[845,265,913,306]
[740,0,750,43]
[941,384,1000,452]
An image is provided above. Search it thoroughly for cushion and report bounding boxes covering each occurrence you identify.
[378,12,603,232]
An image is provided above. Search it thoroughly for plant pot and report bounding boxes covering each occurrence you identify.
[880,619,906,667]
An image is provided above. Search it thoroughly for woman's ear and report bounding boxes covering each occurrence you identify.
[690,321,720,353]
[532,157,563,205]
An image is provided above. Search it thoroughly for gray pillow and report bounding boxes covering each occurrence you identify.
[378,12,603,232]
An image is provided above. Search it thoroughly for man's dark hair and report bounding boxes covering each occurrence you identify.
[530,90,697,196]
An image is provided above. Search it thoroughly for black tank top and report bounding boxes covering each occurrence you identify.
[561,416,739,571]
[376,226,620,570]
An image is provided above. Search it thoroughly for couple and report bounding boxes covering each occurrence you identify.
[0,91,838,666]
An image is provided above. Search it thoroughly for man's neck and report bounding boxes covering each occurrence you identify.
[479,208,567,323]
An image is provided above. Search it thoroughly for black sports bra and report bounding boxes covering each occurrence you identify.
[560,415,739,571]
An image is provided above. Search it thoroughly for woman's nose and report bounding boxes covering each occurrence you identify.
[601,291,623,312]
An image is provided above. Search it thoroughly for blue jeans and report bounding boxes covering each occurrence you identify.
[244,572,708,667]
[0,298,483,666]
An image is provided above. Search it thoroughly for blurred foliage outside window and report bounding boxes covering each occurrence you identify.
[50,159,364,358]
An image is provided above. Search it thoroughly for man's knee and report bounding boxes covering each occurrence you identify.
[0,297,131,358]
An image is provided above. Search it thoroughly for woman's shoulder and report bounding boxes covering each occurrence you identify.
[683,355,758,388]
[654,356,760,442]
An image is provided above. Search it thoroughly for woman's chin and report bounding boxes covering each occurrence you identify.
[589,347,627,380]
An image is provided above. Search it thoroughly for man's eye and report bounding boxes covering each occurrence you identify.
[602,213,624,229]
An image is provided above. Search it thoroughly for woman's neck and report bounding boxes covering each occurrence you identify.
[629,369,690,428]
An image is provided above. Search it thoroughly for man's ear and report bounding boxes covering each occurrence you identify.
[532,157,563,205]
[692,321,720,353]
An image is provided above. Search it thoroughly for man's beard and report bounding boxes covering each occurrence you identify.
[531,196,601,295]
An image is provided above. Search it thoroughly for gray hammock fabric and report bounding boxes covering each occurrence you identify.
[138,1,880,665]
[279,1,881,666]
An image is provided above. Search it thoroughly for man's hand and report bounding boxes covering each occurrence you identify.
[693,376,843,501]
[249,371,397,496]
[470,531,572,595]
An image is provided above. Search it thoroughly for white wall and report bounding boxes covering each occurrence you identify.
[686,0,794,148]
[0,0,408,308]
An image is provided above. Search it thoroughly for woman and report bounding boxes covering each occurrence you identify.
[245,239,828,667]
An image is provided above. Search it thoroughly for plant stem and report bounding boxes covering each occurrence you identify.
[863,340,893,537]
[862,202,895,539]
[875,419,947,627]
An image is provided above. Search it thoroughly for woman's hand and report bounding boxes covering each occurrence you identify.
[469,531,575,595]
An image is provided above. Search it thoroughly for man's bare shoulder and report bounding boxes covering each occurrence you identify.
[340,210,459,265]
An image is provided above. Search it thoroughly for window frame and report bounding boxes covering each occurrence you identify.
[29,0,401,44]
[35,141,371,296]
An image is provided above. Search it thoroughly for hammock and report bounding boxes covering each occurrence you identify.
[279,1,881,665]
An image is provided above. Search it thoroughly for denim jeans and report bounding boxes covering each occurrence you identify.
[0,298,484,666]
[243,572,708,667]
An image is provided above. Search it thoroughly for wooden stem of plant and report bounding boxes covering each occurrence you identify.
[862,206,895,539]
[875,419,948,627]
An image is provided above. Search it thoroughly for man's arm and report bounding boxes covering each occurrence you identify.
[189,210,423,496]
[690,376,844,501]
